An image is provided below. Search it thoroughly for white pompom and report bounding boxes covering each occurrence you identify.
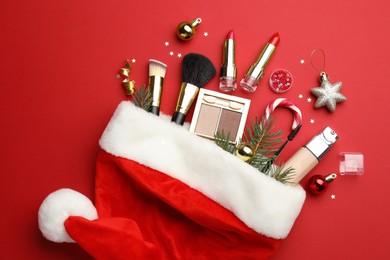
[38,188,98,243]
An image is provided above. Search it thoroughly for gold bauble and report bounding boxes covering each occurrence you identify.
[176,18,202,41]
[235,142,255,163]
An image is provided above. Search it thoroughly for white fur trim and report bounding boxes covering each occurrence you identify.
[38,189,98,243]
[99,101,305,239]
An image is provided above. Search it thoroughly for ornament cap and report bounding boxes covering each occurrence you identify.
[191,18,202,28]
[319,72,329,83]
[325,173,337,183]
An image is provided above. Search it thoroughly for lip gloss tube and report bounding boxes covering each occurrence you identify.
[219,30,237,92]
[240,33,280,92]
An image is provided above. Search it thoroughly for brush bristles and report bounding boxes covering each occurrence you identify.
[182,53,216,88]
[149,59,167,78]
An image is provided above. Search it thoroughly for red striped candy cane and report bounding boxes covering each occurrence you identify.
[264,98,302,130]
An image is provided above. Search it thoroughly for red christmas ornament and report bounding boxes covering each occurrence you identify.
[307,173,337,195]
[269,69,293,93]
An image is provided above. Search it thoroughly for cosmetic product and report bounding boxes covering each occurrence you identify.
[172,53,216,125]
[261,124,302,173]
[240,33,280,92]
[176,18,202,41]
[283,126,339,184]
[269,69,293,93]
[189,89,250,144]
[219,30,237,92]
[148,59,167,115]
[339,152,364,175]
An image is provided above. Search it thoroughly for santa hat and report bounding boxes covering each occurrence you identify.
[38,101,306,259]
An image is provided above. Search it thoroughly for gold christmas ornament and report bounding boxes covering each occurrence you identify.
[176,18,202,41]
[234,142,255,163]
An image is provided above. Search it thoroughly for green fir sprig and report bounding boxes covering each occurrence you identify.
[244,116,282,157]
[214,131,235,154]
[271,165,295,184]
[214,115,295,184]
[132,84,152,111]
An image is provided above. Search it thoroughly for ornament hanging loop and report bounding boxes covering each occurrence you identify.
[310,48,326,74]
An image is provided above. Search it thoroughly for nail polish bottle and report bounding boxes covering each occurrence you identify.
[283,127,339,184]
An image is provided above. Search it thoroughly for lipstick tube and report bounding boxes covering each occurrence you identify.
[240,33,280,92]
[219,30,237,92]
[283,127,339,184]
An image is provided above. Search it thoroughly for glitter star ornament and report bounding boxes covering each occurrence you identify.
[311,72,347,112]
[309,49,347,112]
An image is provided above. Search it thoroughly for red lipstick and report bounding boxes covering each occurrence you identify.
[269,33,280,46]
[219,30,237,92]
[240,32,280,92]
[226,30,234,40]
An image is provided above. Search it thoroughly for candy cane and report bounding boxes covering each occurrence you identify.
[260,98,303,172]
[264,98,302,130]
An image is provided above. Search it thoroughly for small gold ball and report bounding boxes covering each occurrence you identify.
[176,22,195,41]
[235,143,255,163]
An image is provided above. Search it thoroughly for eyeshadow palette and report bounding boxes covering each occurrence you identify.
[189,89,251,143]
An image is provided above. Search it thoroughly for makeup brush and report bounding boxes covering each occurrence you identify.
[172,53,216,125]
[148,59,167,115]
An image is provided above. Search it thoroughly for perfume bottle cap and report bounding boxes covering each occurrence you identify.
[322,126,338,144]
[305,127,338,160]
[339,152,364,175]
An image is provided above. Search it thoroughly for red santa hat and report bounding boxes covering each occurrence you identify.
[38,101,306,259]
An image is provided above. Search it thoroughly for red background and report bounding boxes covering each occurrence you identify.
[1,0,389,259]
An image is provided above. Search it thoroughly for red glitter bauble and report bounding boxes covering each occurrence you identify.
[307,173,337,195]
[307,174,328,195]
[269,69,293,93]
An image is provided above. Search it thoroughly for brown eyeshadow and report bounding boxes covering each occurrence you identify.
[194,104,221,138]
[216,109,242,141]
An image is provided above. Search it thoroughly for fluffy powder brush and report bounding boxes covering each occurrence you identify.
[172,53,216,125]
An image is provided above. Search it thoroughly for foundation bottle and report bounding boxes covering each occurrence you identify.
[283,127,338,184]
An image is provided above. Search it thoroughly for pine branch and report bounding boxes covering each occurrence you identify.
[244,116,283,157]
[132,84,152,111]
[249,153,273,171]
[269,164,295,184]
[214,131,235,154]
[213,115,295,184]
